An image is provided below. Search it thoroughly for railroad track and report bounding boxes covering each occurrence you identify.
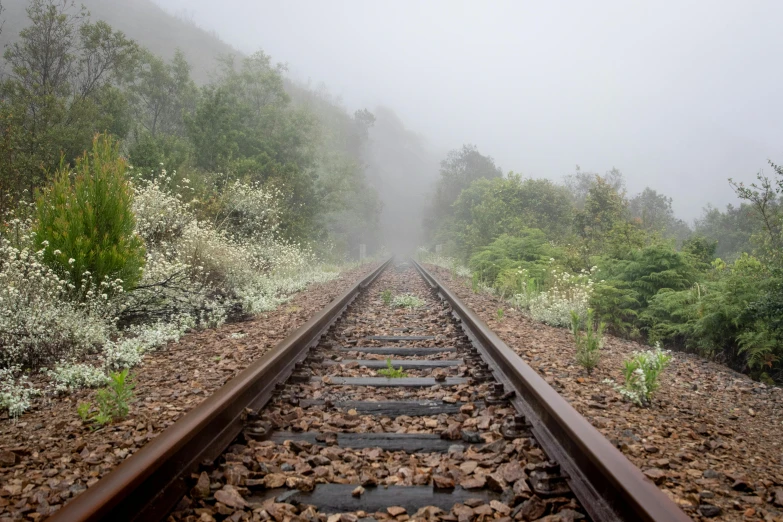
[49,259,690,522]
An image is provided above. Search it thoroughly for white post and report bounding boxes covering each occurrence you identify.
[359,243,367,261]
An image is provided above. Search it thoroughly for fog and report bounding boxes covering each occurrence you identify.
[155,0,783,223]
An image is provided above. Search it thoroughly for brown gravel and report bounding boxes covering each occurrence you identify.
[0,262,380,521]
[166,264,586,522]
[426,264,783,522]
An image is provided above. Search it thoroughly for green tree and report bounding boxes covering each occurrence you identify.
[0,0,140,199]
[34,134,145,296]
[428,144,502,230]
[573,175,627,263]
[448,174,573,259]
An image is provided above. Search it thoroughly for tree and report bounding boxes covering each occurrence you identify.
[0,0,140,199]
[694,203,757,260]
[448,174,573,259]
[565,166,625,208]
[34,134,145,296]
[425,144,502,237]
[129,49,197,138]
[729,163,783,264]
[574,175,628,262]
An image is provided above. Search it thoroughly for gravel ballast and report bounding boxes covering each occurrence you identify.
[426,264,783,522]
[0,262,381,520]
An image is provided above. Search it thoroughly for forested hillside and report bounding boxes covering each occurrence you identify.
[0,0,239,83]
[0,0,395,416]
[422,146,783,383]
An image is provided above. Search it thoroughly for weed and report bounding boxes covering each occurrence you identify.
[497,308,504,321]
[77,402,91,422]
[78,369,135,426]
[391,294,425,309]
[604,344,672,406]
[377,358,407,378]
[570,309,604,375]
[380,289,393,306]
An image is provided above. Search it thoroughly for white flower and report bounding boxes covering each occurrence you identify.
[68,258,75,264]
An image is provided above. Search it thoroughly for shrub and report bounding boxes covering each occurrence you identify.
[468,232,561,287]
[528,266,595,326]
[78,369,135,425]
[605,345,672,406]
[0,366,39,418]
[570,309,604,374]
[34,134,146,297]
[0,235,112,369]
[104,318,193,370]
[589,281,639,337]
[46,363,107,393]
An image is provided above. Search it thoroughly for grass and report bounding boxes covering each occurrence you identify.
[380,289,393,306]
[377,358,407,378]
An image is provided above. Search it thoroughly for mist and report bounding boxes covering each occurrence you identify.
[152,0,782,227]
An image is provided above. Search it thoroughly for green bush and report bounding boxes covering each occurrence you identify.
[589,281,639,337]
[78,369,135,425]
[35,134,146,296]
[469,231,562,288]
[605,345,672,406]
[570,308,604,374]
[598,245,698,308]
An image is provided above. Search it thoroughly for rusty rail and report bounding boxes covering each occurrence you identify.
[413,259,690,522]
[49,258,393,522]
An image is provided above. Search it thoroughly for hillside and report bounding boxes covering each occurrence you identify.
[0,0,241,83]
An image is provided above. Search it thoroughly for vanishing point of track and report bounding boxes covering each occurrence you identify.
[49,259,690,522]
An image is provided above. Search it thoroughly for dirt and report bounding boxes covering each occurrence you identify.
[426,265,783,522]
[0,262,381,521]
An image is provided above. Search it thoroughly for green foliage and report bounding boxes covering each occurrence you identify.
[78,369,135,425]
[447,175,573,259]
[607,346,672,406]
[380,289,392,306]
[570,309,604,374]
[694,203,757,261]
[34,134,146,295]
[0,0,140,201]
[496,308,504,321]
[729,162,783,264]
[589,281,639,337]
[469,231,562,287]
[574,175,627,261]
[599,245,698,308]
[429,144,502,231]
[377,358,407,378]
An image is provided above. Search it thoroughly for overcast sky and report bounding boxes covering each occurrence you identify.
[156,0,783,221]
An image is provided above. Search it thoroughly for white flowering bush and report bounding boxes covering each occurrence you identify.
[0,169,345,417]
[132,175,192,246]
[0,366,39,418]
[604,344,672,406]
[0,232,113,369]
[104,317,193,370]
[215,181,282,239]
[46,363,108,393]
[527,266,595,326]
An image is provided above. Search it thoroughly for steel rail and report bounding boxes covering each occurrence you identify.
[413,259,690,522]
[49,257,393,522]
